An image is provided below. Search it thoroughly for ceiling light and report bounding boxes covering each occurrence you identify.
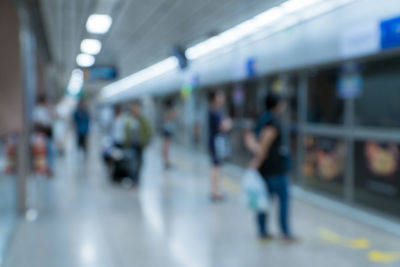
[80,39,102,55]
[186,0,356,59]
[101,57,178,99]
[86,14,112,34]
[281,0,322,13]
[253,7,286,27]
[76,53,95,67]
[300,0,355,20]
[67,69,84,96]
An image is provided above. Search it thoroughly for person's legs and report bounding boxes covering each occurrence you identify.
[83,134,88,153]
[133,145,143,185]
[269,175,291,237]
[162,137,170,169]
[46,138,54,176]
[79,134,88,155]
[256,212,267,237]
[77,135,84,152]
[257,177,272,237]
[210,164,221,199]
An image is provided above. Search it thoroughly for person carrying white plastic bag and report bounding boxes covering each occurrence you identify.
[242,168,269,212]
[243,94,295,241]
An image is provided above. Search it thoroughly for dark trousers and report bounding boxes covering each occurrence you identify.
[131,144,143,183]
[78,134,88,152]
[257,174,290,236]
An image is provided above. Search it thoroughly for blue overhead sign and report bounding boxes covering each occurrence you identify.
[380,15,400,50]
[83,67,117,81]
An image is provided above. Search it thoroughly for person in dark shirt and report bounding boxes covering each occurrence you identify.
[208,90,232,201]
[244,94,295,241]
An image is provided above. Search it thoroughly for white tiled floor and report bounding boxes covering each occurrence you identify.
[3,136,400,267]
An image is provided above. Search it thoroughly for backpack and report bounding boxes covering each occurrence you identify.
[124,116,152,148]
[138,116,152,147]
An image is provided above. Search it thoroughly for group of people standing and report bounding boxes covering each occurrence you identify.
[105,100,152,186]
[207,90,295,241]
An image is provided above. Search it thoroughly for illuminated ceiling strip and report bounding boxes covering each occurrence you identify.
[101,57,178,99]
[101,0,356,99]
[186,0,356,60]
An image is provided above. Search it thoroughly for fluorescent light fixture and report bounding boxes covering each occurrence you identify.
[76,53,95,67]
[281,0,323,13]
[300,0,355,20]
[86,14,112,34]
[186,0,356,60]
[67,69,84,96]
[101,57,178,99]
[80,39,102,55]
[253,7,286,27]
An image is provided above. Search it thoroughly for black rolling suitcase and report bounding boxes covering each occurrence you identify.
[112,147,140,184]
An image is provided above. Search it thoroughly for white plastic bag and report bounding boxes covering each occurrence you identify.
[214,134,231,161]
[241,169,269,211]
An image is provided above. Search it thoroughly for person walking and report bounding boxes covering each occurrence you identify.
[73,100,91,155]
[244,94,295,241]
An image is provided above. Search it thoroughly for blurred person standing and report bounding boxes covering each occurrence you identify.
[244,94,295,241]
[124,100,152,185]
[161,100,176,169]
[208,90,232,202]
[54,100,68,156]
[111,105,125,147]
[103,105,126,181]
[73,100,91,155]
[32,94,54,176]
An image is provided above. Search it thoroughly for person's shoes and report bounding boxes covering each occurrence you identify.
[282,235,298,243]
[46,169,54,178]
[259,233,274,241]
[122,177,134,189]
[164,163,172,170]
[210,194,225,203]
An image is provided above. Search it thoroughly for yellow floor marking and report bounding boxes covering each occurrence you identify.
[367,250,400,263]
[345,238,371,249]
[318,228,342,244]
[318,228,371,250]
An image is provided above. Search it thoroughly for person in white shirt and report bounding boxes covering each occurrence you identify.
[32,95,54,176]
[111,105,126,146]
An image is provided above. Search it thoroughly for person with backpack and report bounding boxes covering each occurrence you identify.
[124,100,152,186]
[244,94,295,241]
